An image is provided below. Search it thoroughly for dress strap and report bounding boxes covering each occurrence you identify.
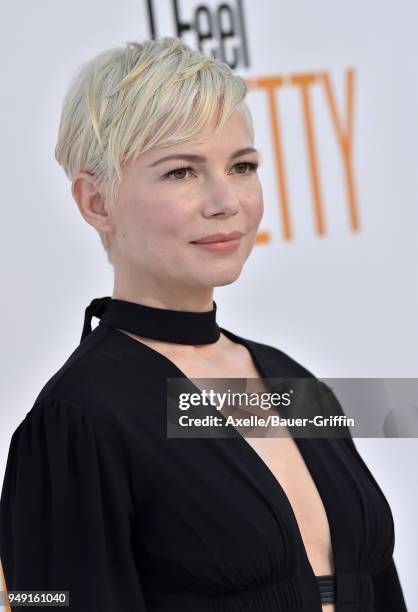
[80,296,111,343]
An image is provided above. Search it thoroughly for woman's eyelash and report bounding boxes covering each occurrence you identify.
[163,161,259,181]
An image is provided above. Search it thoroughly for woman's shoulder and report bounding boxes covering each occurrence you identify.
[29,324,158,428]
[33,326,123,402]
[6,325,159,488]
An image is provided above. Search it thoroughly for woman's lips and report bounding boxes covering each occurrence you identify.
[191,238,242,253]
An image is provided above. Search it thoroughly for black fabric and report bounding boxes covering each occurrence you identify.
[0,298,408,611]
[315,575,336,603]
[81,296,221,345]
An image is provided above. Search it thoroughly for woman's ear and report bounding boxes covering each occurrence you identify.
[71,172,114,235]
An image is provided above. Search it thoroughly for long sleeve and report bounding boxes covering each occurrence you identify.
[0,397,148,611]
[372,556,408,611]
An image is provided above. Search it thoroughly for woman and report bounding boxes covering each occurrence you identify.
[0,36,407,611]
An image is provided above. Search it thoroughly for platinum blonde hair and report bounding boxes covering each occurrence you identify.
[54,36,254,263]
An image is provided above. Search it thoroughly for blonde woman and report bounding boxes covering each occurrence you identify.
[0,37,407,612]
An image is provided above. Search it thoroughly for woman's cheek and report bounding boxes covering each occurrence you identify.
[248,196,264,227]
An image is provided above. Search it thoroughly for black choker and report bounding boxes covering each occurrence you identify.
[81,296,221,345]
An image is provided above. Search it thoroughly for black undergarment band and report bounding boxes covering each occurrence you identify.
[315,574,336,603]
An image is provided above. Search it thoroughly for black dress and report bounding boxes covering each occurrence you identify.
[0,297,407,611]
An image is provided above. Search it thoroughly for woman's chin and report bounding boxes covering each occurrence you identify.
[197,266,244,288]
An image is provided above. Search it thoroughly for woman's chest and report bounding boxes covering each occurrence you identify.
[160,347,335,571]
[245,435,335,574]
[117,331,395,609]
[135,422,393,612]
[244,435,335,612]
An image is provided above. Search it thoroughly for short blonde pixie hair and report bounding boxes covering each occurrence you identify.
[54,36,254,264]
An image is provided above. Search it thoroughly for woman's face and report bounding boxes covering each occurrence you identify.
[109,104,264,296]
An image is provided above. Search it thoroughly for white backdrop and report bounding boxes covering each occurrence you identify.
[1,0,417,609]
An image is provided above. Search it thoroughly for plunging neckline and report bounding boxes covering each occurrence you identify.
[105,323,338,591]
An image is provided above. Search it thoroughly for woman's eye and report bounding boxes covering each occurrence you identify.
[163,161,259,181]
[165,166,192,180]
[233,161,259,174]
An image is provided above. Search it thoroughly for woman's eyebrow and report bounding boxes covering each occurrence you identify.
[147,147,258,168]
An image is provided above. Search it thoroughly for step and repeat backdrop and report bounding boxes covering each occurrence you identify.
[1,0,417,608]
